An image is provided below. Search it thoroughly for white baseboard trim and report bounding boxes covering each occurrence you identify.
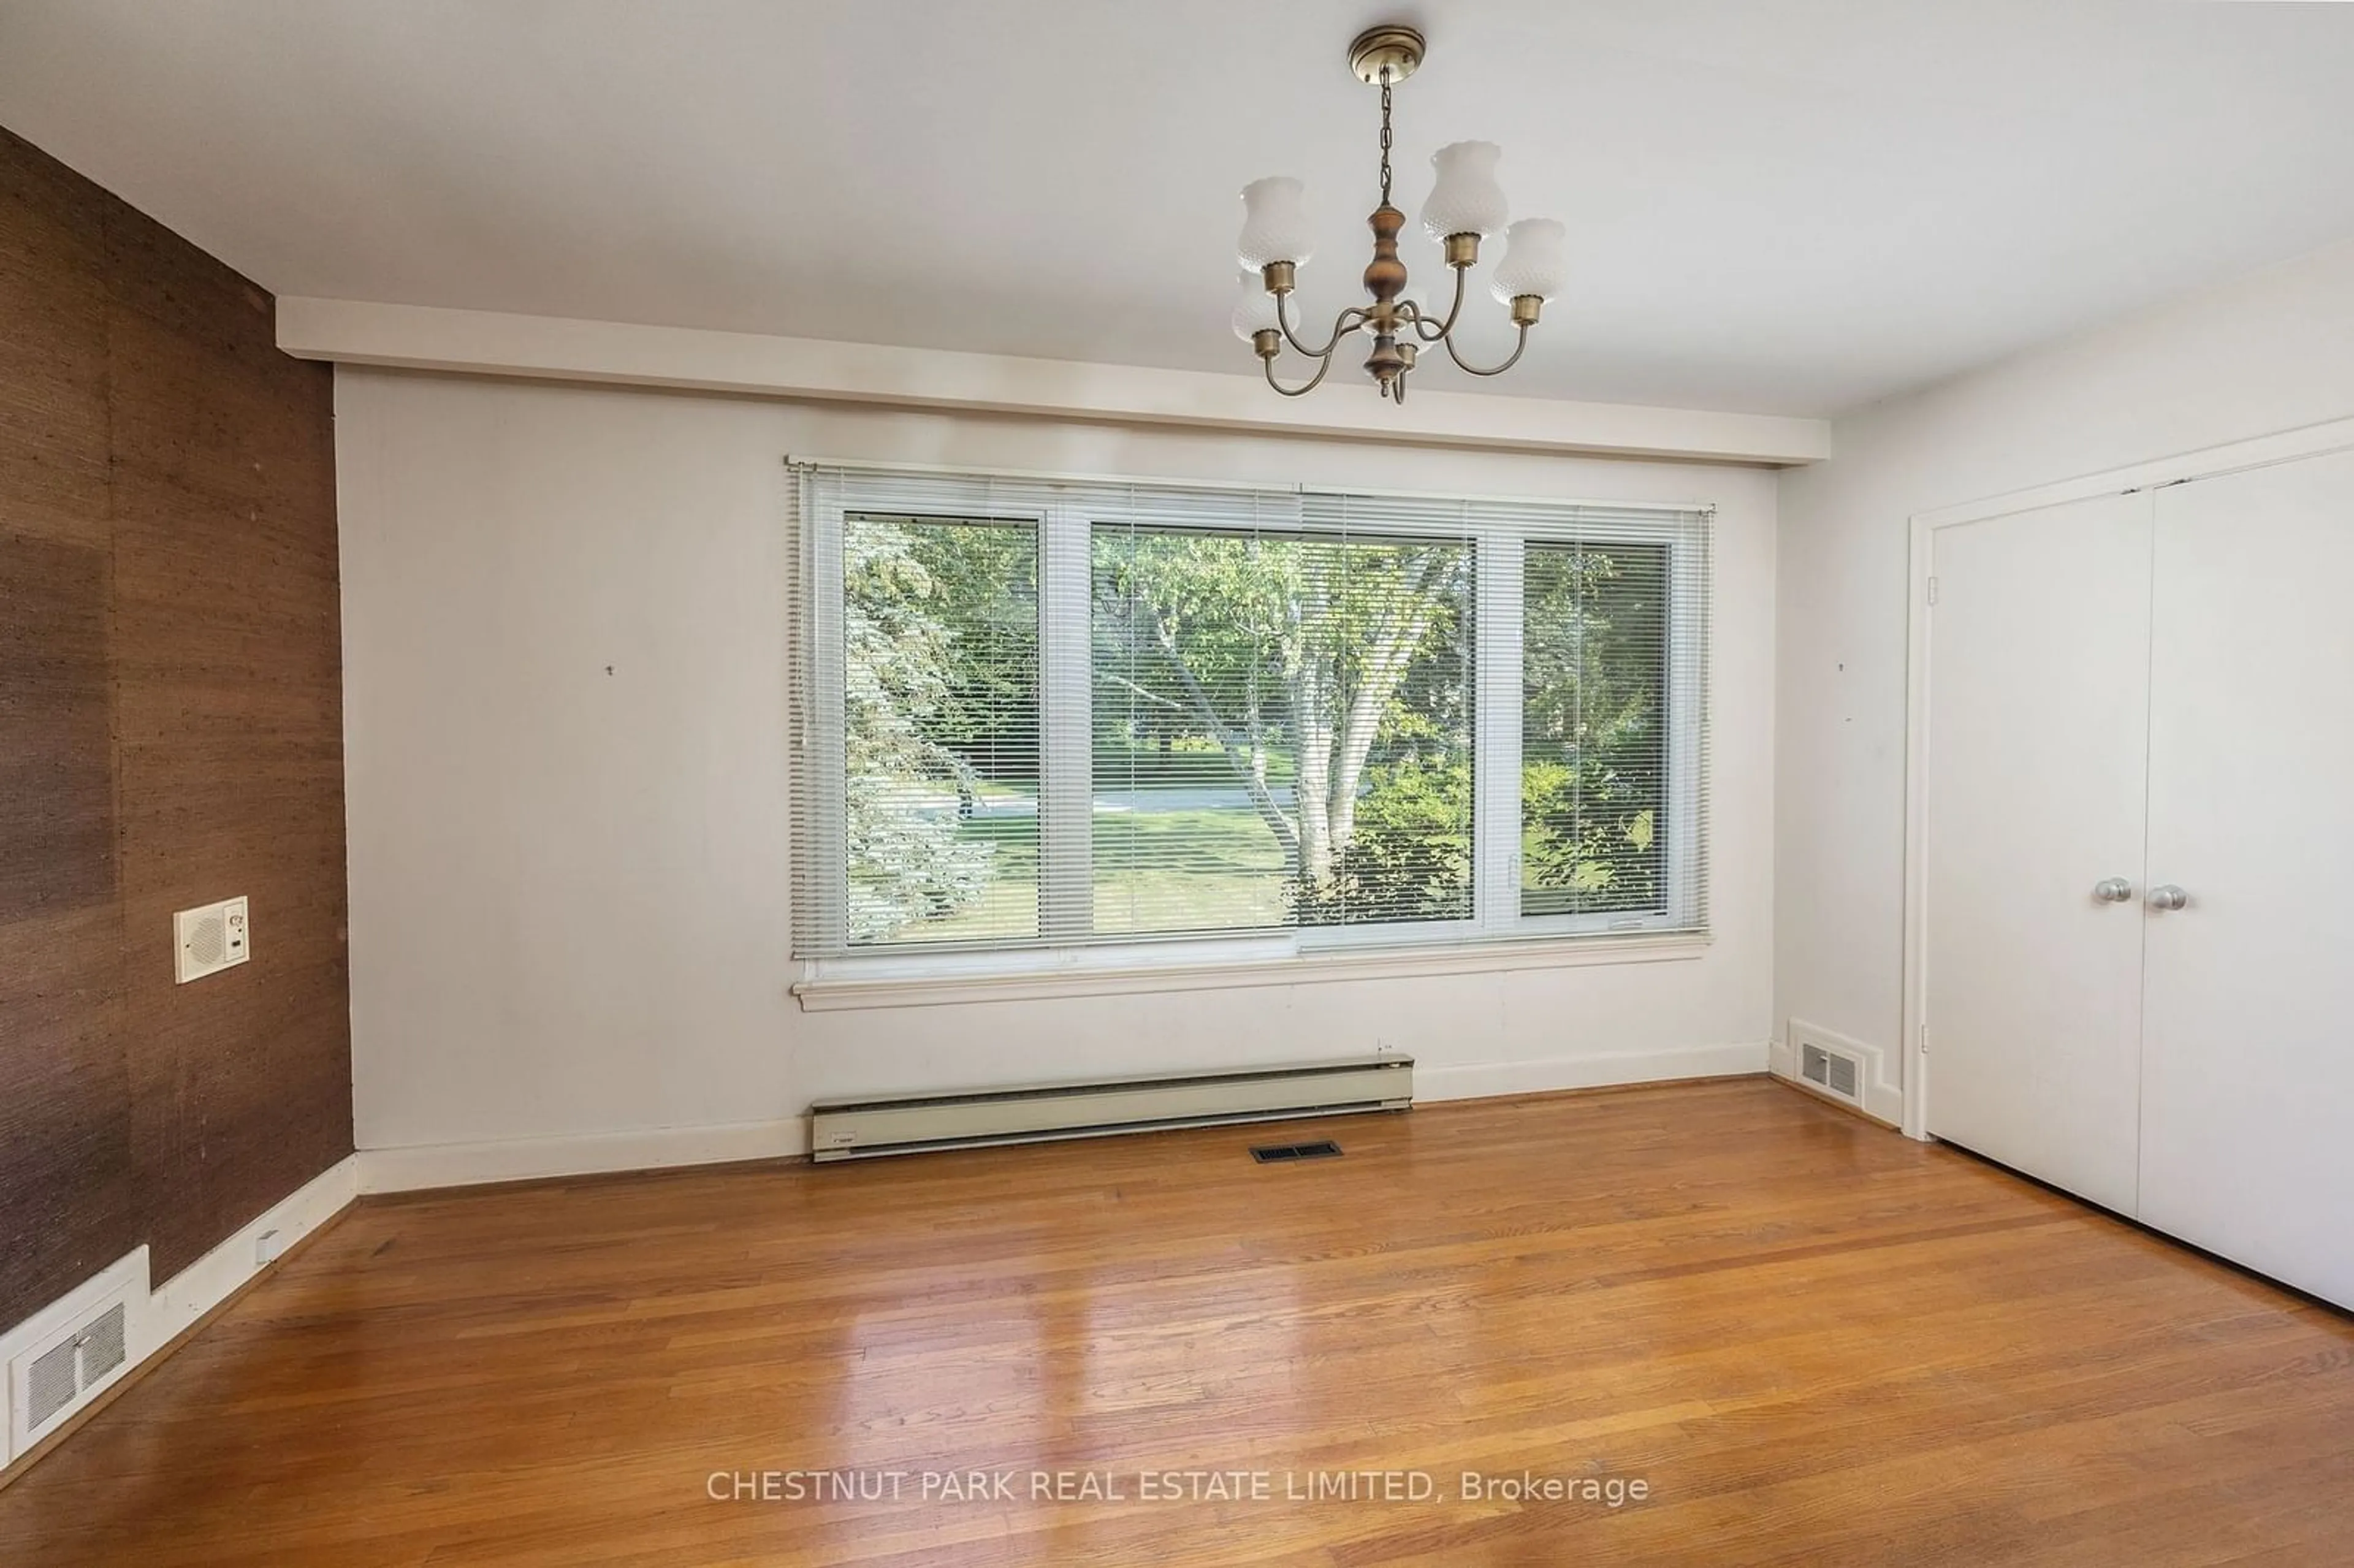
[148,1155,359,1349]
[1415,1041,1769,1104]
[1774,1018,1903,1126]
[357,1052,1772,1193]
[356,1118,810,1195]
[1,1154,356,1471]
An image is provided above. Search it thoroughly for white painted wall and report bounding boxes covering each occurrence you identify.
[1775,237,2354,1076]
[335,368,1778,1176]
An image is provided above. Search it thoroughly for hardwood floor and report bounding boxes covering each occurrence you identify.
[3,1078,2350,1566]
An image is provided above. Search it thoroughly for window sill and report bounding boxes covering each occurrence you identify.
[790,931,1710,1013]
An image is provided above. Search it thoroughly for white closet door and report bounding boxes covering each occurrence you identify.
[1924,492,2152,1213]
[2141,449,2354,1307]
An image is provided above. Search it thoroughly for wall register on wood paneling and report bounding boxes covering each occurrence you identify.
[0,1250,143,1462]
[20,1303,123,1434]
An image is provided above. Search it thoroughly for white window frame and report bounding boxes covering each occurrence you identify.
[1506,516,1710,942]
[791,462,1710,1003]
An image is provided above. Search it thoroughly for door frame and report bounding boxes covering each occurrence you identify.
[1899,413,2354,1141]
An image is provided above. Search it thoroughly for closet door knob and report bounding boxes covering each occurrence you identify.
[2147,884,2190,911]
[2092,878,2133,903]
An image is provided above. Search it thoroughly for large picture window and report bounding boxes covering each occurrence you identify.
[1091,525,1476,936]
[790,466,1708,978]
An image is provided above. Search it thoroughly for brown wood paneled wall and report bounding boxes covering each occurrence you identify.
[0,124,351,1330]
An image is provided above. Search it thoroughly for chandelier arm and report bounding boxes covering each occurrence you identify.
[1263,346,1339,398]
[1404,267,1470,343]
[1275,289,1369,359]
[1439,321,1533,377]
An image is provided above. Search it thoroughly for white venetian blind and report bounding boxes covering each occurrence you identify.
[788,460,1709,964]
[788,465,1047,956]
[1491,498,1712,934]
[1089,485,1479,938]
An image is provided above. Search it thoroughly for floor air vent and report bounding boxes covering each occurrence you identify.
[810,1056,1412,1162]
[1800,1041,1862,1104]
[1251,1140,1343,1164]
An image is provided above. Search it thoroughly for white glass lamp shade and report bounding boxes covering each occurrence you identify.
[1490,218,1569,303]
[1236,177,1314,270]
[1230,271,1281,341]
[1420,141,1509,241]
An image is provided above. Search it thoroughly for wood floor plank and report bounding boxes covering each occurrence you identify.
[2,1078,2350,1564]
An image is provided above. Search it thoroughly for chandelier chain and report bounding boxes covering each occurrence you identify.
[1377,70,1394,207]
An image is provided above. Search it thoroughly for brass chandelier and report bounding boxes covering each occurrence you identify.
[1233,25,1567,403]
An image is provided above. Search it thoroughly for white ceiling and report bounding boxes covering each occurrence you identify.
[4,1,2353,417]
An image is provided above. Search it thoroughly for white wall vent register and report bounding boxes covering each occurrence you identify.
[4,1251,146,1460]
[1799,1040,1862,1105]
[23,1301,125,1433]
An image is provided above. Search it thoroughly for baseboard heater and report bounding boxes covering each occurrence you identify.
[808,1054,1414,1163]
